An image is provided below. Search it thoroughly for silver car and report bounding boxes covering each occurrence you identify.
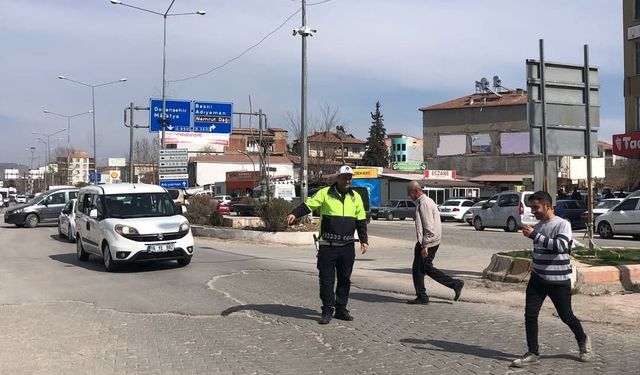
[473,191,537,232]
[58,199,77,242]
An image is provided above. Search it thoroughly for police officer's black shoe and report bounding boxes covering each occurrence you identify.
[318,308,333,325]
[334,308,353,321]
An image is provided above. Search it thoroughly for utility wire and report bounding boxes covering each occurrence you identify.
[168,0,335,83]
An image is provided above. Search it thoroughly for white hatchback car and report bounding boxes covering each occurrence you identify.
[74,184,194,271]
[595,196,640,239]
[438,199,475,222]
[58,199,77,242]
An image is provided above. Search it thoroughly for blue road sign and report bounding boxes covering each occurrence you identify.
[89,171,102,183]
[150,99,192,132]
[193,101,233,133]
[159,179,188,189]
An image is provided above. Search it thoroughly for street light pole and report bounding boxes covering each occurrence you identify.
[43,109,92,184]
[110,0,205,149]
[33,128,66,188]
[57,75,126,184]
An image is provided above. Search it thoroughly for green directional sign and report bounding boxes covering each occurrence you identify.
[391,162,427,171]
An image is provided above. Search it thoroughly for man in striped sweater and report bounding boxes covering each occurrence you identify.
[511,191,593,367]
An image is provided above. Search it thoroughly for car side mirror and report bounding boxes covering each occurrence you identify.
[62,209,70,215]
[181,205,187,215]
[482,203,488,209]
[89,209,98,219]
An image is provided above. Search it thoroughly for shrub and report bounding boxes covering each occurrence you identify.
[256,198,293,232]
[184,195,219,226]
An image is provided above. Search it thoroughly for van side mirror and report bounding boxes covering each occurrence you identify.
[181,205,187,215]
[89,209,98,219]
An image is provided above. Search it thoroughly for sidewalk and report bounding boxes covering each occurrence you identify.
[196,235,640,327]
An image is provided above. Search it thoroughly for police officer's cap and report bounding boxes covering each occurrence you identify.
[337,165,353,176]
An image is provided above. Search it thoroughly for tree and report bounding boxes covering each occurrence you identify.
[361,101,390,167]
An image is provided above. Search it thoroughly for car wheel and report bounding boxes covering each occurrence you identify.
[103,243,116,272]
[597,222,614,239]
[387,213,394,221]
[24,214,39,228]
[505,217,518,232]
[76,236,89,261]
[474,217,484,231]
[177,256,192,266]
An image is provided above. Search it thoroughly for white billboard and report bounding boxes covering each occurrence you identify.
[161,132,229,153]
[569,157,605,180]
[108,158,126,167]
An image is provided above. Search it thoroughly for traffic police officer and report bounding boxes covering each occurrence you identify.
[287,165,369,325]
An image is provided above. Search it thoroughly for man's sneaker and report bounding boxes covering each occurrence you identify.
[453,280,464,301]
[579,335,593,362]
[511,352,540,367]
[406,297,429,305]
[318,309,333,325]
[334,308,354,321]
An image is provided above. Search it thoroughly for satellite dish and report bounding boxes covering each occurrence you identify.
[493,75,502,88]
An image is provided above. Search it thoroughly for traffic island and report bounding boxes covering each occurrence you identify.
[192,225,318,245]
[489,248,640,295]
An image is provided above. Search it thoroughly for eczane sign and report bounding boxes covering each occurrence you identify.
[423,170,457,180]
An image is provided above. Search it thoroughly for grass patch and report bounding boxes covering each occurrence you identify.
[499,250,532,258]
[573,248,640,266]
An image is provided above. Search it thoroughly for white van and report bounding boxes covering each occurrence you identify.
[252,182,296,201]
[473,191,537,232]
[75,184,194,271]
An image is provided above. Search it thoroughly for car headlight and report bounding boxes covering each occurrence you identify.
[12,209,23,214]
[179,221,190,232]
[114,224,139,236]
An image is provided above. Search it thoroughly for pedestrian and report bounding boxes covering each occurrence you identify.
[570,188,582,201]
[405,181,464,305]
[286,165,369,325]
[511,190,592,367]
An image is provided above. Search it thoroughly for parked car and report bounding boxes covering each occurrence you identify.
[58,199,77,242]
[580,198,624,225]
[370,199,416,221]
[15,195,27,204]
[473,191,536,232]
[214,195,232,205]
[595,196,640,239]
[463,200,486,226]
[554,200,588,229]
[3,188,79,228]
[74,184,194,271]
[439,198,475,222]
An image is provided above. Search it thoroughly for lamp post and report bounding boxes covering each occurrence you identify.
[43,109,92,185]
[57,75,126,184]
[33,128,66,188]
[110,0,205,149]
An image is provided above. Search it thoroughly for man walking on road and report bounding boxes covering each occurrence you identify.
[511,191,592,367]
[287,166,369,325]
[406,181,463,304]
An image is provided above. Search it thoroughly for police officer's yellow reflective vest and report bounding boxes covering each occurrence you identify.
[291,183,368,244]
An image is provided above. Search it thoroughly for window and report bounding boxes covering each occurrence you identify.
[408,201,416,208]
[46,192,66,205]
[401,155,406,161]
[636,0,640,20]
[398,201,406,208]
[462,201,474,207]
[69,191,78,199]
[471,133,492,153]
[352,147,360,154]
[614,198,639,211]
[636,42,640,75]
[437,134,466,156]
[77,193,85,212]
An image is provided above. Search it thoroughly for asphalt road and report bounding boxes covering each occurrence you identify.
[1,217,638,374]
[367,218,640,251]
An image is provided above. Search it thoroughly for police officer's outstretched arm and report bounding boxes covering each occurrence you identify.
[286,189,325,224]
[354,193,369,254]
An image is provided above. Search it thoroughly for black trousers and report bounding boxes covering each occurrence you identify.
[524,272,587,355]
[412,243,458,299]
[317,243,355,312]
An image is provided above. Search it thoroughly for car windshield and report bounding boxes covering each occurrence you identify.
[27,194,43,205]
[103,193,176,219]
[382,200,399,207]
[596,200,621,209]
[472,201,485,207]
[441,200,460,207]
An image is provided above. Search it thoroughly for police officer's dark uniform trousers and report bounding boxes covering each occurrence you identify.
[290,183,368,323]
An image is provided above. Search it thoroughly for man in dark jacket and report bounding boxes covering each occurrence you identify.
[287,166,369,325]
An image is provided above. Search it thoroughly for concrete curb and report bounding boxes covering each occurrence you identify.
[505,257,532,283]
[619,265,640,290]
[482,254,514,282]
[192,225,317,246]
[575,266,624,295]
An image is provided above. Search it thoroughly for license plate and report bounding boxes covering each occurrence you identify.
[146,243,175,253]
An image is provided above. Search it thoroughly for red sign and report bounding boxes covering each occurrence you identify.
[423,169,457,180]
[612,132,640,159]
